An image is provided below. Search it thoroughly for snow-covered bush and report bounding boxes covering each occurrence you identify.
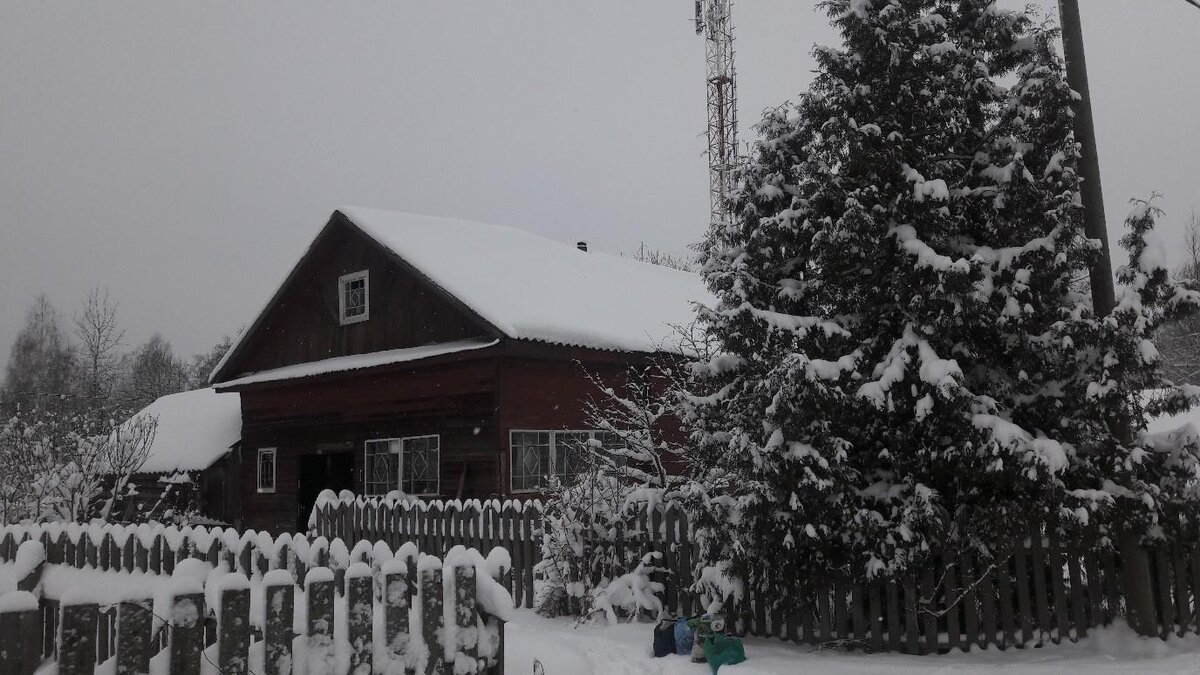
[536,359,693,622]
[684,0,1200,617]
[0,403,156,523]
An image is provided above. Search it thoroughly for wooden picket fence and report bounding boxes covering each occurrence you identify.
[0,543,508,674]
[0,513,533,607]
[322,498,1200,655]
[312,498,544,609]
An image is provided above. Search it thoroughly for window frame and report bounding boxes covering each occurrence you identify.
[338,269,370,325]
[509,429,611,494]
[256,447,276,494]
[399,434,440,497]
[362,434,441,497]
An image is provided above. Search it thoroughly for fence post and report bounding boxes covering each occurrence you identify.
[264,572,295,675]
[453,561,479,667]
[116,599,153,675]
[0,592,41,675]
[219,575,252,674]
[348,564,374,674]
[421,558,446,674]
[58,600,99,675]
[169,591,205,675]
[1120,531,1158,637]
[383,564,413,670]
[306,569,337,675]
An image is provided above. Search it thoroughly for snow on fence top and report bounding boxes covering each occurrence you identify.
[123,387,242,473]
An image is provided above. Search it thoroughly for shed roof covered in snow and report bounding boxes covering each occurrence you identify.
[127,388,241,473]
[210,208,710,384]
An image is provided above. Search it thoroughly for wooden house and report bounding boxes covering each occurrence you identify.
[192,207,705,533]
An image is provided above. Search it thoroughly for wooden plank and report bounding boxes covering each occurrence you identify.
[264,579,294,675]
[454,565,478,664]
[885,580,900,652]
[921,566,937,655]
[1030,524,1050,645]
[422,565,446,674]
[903,573,919,654]
[1192,545,1200,633]
[833,577,850,642]
[944,553,961,652]
[0,604,41,675]
[993,552,1012,648]
[58,602,98,675]
[307,577,336,673]
[851,583,867,645]
[1067,547,1088,640]
[978,557,997,649]
[1084,552,1105,630]
[116,599,153,675]
[1155,547,1175,639]
[1047,529,1070,644]
[384,570,413,669]
[219,586,251,674]
[868,582,883,652]
[961,551,979,650]
[522,508,537,610]
[816,577,832,645]
[1173,544,1190,637]
[348,572,374,675]
[1101,549,1122,624]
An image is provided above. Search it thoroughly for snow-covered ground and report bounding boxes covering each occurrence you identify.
[505,611,1200,674]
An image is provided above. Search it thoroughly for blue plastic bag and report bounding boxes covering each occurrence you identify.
[674,616,695,655]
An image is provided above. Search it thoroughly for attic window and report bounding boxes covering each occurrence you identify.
[339,270,369,325]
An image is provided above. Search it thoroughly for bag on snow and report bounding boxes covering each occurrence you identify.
[703,633,747,674]
[652,618,677,657]
[674,616,696,655]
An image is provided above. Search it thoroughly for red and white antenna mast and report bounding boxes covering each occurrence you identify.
[696,0,738,229]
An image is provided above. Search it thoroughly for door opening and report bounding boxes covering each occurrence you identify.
[297,451,355,532]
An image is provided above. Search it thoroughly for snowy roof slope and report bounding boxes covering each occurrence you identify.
[216,338,498,388]
[339,207,709,353]
[128,388,241,473]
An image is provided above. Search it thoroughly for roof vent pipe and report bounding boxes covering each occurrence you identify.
[576,241,588,252]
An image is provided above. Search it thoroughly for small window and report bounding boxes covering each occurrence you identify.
[338,270,369,324]
[511,431,551,492]
[363,435,441,497]
[257,448,276,493]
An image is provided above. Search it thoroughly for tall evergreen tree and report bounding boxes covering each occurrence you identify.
[685,0,1200,610]
[3,295,75,413]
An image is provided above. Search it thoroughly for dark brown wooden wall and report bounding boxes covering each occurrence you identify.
[235,354,500,533]
[226,223,488,378]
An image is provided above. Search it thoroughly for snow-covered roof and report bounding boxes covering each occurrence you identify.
[217,338,498,388]
[339,207,709,353]
[127,388,241,473]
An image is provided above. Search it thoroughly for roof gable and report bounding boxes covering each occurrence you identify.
[210,213,498,383]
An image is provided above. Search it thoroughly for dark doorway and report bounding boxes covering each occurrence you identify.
[297,451,355,532]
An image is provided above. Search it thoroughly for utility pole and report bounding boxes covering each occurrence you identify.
[1058,0,1156,638]
[1058,0,1117,316]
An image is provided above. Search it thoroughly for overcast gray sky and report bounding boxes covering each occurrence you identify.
[2,1,1198,366]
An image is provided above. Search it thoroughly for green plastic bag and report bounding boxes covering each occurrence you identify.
[703,633,746,674]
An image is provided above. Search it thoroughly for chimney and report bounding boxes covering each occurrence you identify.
[576,241,588,252]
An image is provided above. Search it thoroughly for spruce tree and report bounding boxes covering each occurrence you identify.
[685,0,1200,610]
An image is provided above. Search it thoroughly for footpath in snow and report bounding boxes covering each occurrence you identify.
[505,611,1200,675]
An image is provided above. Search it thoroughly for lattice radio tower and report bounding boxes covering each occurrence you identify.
[695,0,739,229]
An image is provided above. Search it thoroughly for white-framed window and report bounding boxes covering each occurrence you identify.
[363,435,440,497]
[257,448,276,493]
[338,270,369,325]
[510,430,620,493]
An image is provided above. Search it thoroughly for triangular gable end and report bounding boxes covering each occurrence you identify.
[209,210,507,384]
